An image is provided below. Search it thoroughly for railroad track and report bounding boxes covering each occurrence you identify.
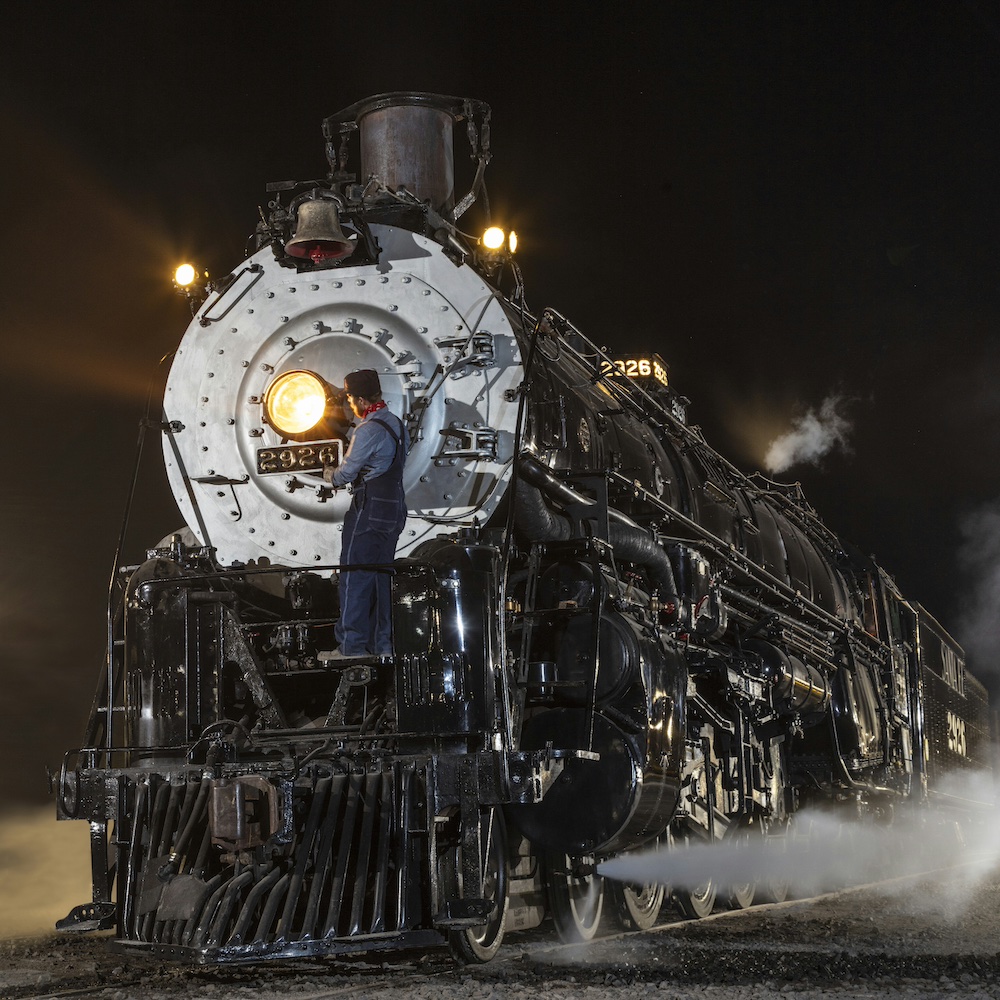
[7,858,995,1000]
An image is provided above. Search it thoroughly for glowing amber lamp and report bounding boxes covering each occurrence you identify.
[264,370,329,435]
[481,226,506,250]
[174,263,197,286]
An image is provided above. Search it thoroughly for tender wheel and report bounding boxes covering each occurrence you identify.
[448,811,509,964]
[673,878,717,919]
[546,853,604,942]
[607,880,665,931]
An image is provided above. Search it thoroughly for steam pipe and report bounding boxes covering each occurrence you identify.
[514,478,571,542]
[518,454,641,529]
[514,456,678,598]
[606,519,679,598]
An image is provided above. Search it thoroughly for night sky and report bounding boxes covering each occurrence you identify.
[2,3,1000,806]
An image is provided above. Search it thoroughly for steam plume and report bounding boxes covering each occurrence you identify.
[598,769,1000,918]
[764,395,852,474]
[957,500,1000,678]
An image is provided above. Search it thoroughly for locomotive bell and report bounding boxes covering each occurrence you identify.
[285,199,355,263]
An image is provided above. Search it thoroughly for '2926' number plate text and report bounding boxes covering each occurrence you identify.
[256,440,344,475]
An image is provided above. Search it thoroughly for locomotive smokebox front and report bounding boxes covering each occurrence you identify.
[162,93,520,571]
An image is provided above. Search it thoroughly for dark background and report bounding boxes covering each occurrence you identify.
[2,3,999,805]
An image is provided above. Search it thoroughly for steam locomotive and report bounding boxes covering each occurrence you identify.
[56,92,992,964]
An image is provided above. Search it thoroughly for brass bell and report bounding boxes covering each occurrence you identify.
[285,199,355,263]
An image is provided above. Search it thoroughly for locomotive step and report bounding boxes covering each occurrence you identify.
[317,650,387,663]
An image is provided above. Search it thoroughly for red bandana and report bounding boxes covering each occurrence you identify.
[361,400,387,419]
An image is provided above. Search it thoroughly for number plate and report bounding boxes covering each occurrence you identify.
[256,440,344,476]
[600,354,669,387]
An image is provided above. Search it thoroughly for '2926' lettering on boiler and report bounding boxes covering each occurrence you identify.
[947,710,968,756]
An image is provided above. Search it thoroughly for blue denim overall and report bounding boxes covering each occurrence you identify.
[335,415,406,656]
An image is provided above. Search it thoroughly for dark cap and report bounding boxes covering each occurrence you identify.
[343,369,381,399]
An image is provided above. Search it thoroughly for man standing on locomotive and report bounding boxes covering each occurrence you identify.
[323,369,408,658]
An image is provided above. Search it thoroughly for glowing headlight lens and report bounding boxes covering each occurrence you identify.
[264,370,328,435]
[174,263,197,286]
[482,226,505,250]
[508,230,518,253]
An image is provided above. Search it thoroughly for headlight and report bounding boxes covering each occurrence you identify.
[480,227,518,255]
[263,370,330,435]
[482,226,506,250]
[173,263,197,286]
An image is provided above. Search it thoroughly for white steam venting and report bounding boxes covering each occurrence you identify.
[764,394,852,474]
[958,500,1000,676]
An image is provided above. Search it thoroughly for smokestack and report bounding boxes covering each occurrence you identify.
[326,92,488,215]
[358,96,455,212]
